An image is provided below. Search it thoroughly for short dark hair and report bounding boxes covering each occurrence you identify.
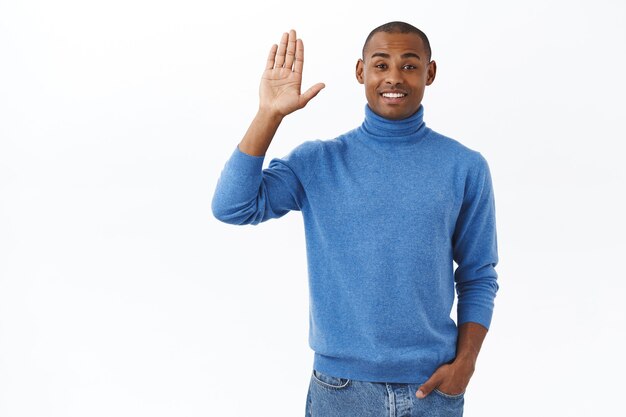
[362,21,432,62]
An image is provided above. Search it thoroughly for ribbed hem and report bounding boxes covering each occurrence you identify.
[313,352,447,384]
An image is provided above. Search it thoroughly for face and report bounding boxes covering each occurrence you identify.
[356,32,436,120]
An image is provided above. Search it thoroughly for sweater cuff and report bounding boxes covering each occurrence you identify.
[225,144,265,178]
[457,304,494,330]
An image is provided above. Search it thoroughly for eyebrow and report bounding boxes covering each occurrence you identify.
[370,52,421,60]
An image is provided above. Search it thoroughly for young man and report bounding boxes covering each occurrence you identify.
[212,22,499,417]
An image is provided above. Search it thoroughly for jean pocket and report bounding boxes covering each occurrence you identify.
[433,388,465,399]
[311,369,351,389]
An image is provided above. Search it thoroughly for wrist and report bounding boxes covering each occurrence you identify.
[257,105,286,122]
[453,353,477,370]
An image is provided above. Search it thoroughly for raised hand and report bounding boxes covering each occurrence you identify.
[259,29,325,117]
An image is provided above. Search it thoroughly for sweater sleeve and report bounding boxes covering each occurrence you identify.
[452,152,500,330]
[211,141,318,225]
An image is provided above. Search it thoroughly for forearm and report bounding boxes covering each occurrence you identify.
[454,321,488,369]
[238,108,284,157]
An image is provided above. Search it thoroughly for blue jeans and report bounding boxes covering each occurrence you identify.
[306,369,464,417]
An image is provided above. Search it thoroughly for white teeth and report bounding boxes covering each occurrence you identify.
[382,92,405,98]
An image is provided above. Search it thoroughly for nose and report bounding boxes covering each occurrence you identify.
[385,66,403,85]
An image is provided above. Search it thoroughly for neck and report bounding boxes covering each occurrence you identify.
[357,104,431,150]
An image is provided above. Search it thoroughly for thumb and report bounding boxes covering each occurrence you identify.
[299,82,326,107]
[415,375,439,399]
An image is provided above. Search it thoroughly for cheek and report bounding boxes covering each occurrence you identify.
[364,81,377,93]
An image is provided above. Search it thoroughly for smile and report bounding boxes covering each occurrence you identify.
[381,92,406,98]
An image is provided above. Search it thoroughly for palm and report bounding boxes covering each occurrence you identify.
[261,67,302,114]
[259,30,324,117]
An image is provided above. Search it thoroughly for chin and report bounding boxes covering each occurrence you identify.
[376,105,417,120]
[383,110,410,120]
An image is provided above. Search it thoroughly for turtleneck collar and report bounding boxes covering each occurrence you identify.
[357,103,431,150]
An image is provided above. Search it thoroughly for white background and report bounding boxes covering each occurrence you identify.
[1,0,625,416]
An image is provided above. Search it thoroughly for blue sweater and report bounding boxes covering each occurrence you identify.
[211,104,499,383]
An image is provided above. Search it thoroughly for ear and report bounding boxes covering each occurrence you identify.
[426,60,437,86]
[356,58,365,84]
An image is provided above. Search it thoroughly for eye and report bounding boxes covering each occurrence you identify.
[375,63,387,69]
[403,64,417,70]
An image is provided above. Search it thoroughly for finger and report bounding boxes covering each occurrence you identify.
[274,32,288,68]
[284,29,297,70]
[293,38,304,74]
[415,373,442,399]
[265,44,278,70]
[299,83,325,107]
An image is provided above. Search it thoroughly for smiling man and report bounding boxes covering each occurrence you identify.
[212,21,499,417]
[357,29,435,121]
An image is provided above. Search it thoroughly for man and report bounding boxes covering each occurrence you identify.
[212,21,499,417]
